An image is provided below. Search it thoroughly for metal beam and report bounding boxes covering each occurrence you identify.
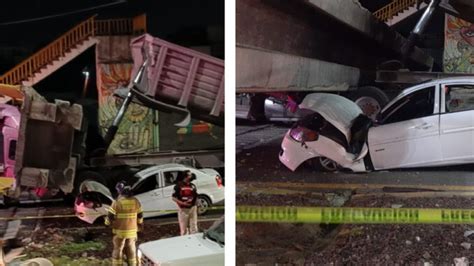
[237,46,360,93]
[304,0,434,69]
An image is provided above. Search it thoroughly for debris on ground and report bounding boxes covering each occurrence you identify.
[464,230,474,238]
[454,257,469,266]
[460,242,471,250]
[2,205,215,265]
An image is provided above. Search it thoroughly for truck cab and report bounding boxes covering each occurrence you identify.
[0,103,19,191]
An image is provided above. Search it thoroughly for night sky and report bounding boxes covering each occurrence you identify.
[0,0,224,97]
[0,0,224,72]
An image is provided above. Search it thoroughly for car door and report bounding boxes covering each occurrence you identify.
[159,169,182,212]
[132,173,163,218]
[440,82,474,163]
[368,85,442,170]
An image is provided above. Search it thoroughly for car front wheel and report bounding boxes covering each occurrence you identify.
[197,195,211,215]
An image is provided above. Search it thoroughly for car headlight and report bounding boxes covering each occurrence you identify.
[289,126,319,142]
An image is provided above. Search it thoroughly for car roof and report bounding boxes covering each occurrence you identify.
[382,76,474,113]
[402,76,474,94]
[135,163,194,178]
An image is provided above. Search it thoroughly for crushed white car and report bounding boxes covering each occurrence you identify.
[139,216,224,266]
[74,163,224,224]
[280,77,474,172]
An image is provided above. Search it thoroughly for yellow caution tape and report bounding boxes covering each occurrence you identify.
[0,214,78,221]
[237,206,474,224]
[140,206,224,215]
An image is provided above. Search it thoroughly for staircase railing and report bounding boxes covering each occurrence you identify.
[95,14,147,35]
[95,18,132,35]
[0,14,147,85]
[0,16,96,85]
[133,14,147,34]
[373,0,418,22]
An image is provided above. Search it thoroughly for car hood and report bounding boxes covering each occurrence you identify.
[299,93,362,140]
[139,233,224,265]
[79,181,113,201]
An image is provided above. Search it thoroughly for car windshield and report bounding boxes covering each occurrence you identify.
[204,217,224,246]
[378,86,435,124]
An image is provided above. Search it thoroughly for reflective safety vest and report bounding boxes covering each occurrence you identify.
[105,196,143,238]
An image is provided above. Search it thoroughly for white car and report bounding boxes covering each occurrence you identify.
[279,77,474,172]
[74,164,225,224]
[139,216,224,266]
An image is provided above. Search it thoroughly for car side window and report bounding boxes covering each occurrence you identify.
[445,85,474,113]
[383,86,435,124]
[133,174,159,195]
[163,171,180,187]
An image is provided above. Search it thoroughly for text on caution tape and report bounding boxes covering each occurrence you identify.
[236,206,474,224]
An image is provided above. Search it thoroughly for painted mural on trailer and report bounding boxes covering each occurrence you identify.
[96,63,223,154]
[94,36,223,154]
[444,14,474,73]
[97,63,159,154]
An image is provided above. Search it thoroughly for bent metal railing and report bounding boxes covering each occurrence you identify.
[373,0,418,22]
[0,14,146,85]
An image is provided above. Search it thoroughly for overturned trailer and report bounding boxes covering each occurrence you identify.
[0,85,84,199]
[108,34,225,147]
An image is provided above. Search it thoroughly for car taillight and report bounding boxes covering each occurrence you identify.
[215,175,223,188]
[289,126,319,142]
[75,196,84,205]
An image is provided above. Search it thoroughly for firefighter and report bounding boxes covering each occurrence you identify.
[105,184,143,266]
[172,170,198,235]
[0,239,4,266]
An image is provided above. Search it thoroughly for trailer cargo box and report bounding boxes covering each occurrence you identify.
[14,87,83,194]
[129,34,224,126]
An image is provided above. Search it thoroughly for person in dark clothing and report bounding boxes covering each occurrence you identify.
[172,170,198,235]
